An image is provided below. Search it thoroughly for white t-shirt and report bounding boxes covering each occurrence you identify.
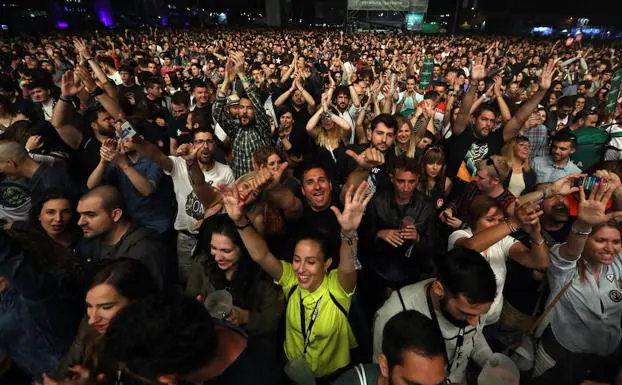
[107,71,123,86]
[164,157,234,232]
[448,228,517,324]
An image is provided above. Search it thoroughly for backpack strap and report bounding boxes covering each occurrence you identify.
[354,363,368,385]
[287,284,298,301]
[528,278,573,335]
[396,288,407,311]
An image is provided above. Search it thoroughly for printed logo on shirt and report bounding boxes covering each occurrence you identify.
[606,273,615,283]
[185,192,205,220]
[0,182,30,208]
[609,289,622,303]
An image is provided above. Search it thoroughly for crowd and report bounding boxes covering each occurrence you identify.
[0,26,622,385]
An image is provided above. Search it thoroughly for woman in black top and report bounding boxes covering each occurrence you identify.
[417,146,452,211]
[501,136,537,196]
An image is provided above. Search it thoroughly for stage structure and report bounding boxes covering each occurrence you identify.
[346,0,429,30]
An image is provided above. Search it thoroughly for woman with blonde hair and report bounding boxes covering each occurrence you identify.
[501,136,537,196]
[394,115,419,159]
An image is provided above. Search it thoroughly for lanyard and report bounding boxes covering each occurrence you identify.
[426,284,465,373]
[300,291,323,354]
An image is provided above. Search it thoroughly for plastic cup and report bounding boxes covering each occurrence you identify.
[204,290,233,319]
[478,353,520,385]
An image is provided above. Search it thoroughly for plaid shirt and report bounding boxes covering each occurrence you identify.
[213,85,273,178]
[524,124,549,159]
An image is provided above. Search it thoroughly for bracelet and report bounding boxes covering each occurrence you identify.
[340,230,359,243]
[505,219,519,233]
[235,215,253,230]
[532,238,546,246]
[59,95,73,103]
[570,226,592,236]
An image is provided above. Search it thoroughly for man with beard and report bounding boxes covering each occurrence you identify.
[333,310,446,385]
[532,132,581,184]
[51,70,119,186]
[395,76,422,114]
[333,85,361,144]
[445,58,555,195]
[132,127,234,283]
[501,183,574,338]
[373,247,496,385]
[545,96,574,134]
[168,91,191,153]
[214,52,272,177]
[339,113,397,197]
[75,185,170,289]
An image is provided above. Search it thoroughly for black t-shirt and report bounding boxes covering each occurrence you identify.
[444,126,505,179]
[167,115,192,146]
[69,133,101,188]
[288,102,312,155]
[504,221,574,314]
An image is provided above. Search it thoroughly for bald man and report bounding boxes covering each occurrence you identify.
[0,140,74,206]
[75,186,171,288]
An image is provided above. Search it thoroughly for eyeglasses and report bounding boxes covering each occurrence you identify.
[485,158,501,178]
[193,139,216,145]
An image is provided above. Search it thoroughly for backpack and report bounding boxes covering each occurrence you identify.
[571,125,622,171]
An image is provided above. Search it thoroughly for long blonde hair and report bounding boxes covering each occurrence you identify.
[317,118,344,150]
[501,137,530,172]
[394,116,417,159]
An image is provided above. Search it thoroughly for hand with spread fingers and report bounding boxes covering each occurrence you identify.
[514,201,544,237]
[576,182,622,226]
[332,181,374,232]
[377,229,404,247]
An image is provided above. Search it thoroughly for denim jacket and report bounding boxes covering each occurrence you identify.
[0,230,78,379]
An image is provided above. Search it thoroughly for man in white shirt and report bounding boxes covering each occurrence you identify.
[373,247,496,384]
[133,127,234,284]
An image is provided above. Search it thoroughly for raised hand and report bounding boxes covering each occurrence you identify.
[576,183,622,225]
[176,143,202,162]
[25,135,44,151]
[60,70,84,97]
[470,55,488,81]
[75,66,97,93]
[421,99,436,119]
[513,201,544,236]
[539,58,559,90]
[218,183,245,222]
[331,182,374,232]
[73,38,92,60]
[493,75,503,96]
[346,147,385,170]
[550,173,585,196]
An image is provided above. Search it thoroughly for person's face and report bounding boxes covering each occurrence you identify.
[147,84,162,99]
[541,192,569,223]
[279,112,293,130]
[585,114,598,127]
[39,198,72,238]
[193,132,215,164]
[191,65,202,77]
[194,86,210,105]
[267,64,276,76]
[509,83,519,94]
[77,196,119,239]
[120,71,131,84]
[392,170,418,202]
[425,162,442,179]
[473,168,496,193]
[86,283,129,334]
[337,93,349,110]
[265,154,282,173]
[147,63,157,74]
[575,97,585,111]
[577,84,587,96]
[172,103,189,118]
[95,111,115,137]
[528,67,536,76]
[369,123,395,153]
[217,67,225,78]
[292,240,330,292]
[41,62,53,73]
[514,140,529,161]
[163,58,171,66]
[550,141,574,163]
[396,124,411,144]
[301,168,332,211]
[238,98,254,126]
[406,79,416,92]
[207,60,215,69]
[251,69,262,84]
[584,226,621,265]
[292,89,305,106]
[440,288,492,328]
[474,207,504,233]
[537,110,546,124]
[381,351,445,385]
[553,83,562,93]
[417,137,432,149]
[30,87,50,103]
[472,110,495,138]
[558,105,573,119]
[210,233,242,272]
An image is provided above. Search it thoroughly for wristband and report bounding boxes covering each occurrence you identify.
[531,238,546,246]
[570,226,592,236]
[235,215,253,230]
[59,95,73,103]
[89,87,104,98]
[340,230,359,242]
[505,219,519,233]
